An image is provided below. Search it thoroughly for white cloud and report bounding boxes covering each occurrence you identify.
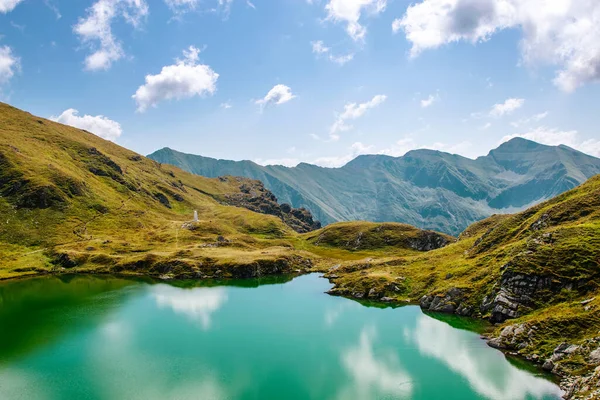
[311,40,330,54]
[379,137,473,158]
[163,0,242,16]
[501,127,600,157]
[395,0,600,92]
[258,137,478,169]
[391,17,402,33]
[325,0,387,41]
[420,93,439,108]
[329,53,354,65]
[510,111,548,127]
[43,0,61,19]
[257,141,375,168]
[0,0,24,13]
[311,40,355,65]
[489,98,524,117]
[0,46,20,84]
[312,142,375,167]
[10,21,25,32]
[254,157,300,167]
[220,101,232,109]
[481,122,492,130]
[330,94,387,139]
[74,0,148,71]
[50,108,123,141]
[132,46,219,112]
[164,0,199,13]
[255,84,295,109]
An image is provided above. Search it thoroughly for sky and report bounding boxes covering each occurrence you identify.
[1,0,599,167]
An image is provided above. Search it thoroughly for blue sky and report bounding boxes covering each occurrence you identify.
[1,0,599,167]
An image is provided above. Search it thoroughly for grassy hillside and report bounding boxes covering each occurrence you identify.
[0,103,450,280]
[0,102,320,279]
[148,139,600,235]
[326,175,600,398]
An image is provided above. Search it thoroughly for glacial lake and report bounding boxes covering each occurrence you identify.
[0,273,562,400]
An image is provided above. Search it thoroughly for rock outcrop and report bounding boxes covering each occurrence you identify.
[486,324,600,399]
[481,270,587,323]
[420,288,472,315]
[221,177,321,233]
[408,231,453,251]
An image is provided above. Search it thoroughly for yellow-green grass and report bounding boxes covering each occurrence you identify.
[327,175,600,377]
[0,102,453,279]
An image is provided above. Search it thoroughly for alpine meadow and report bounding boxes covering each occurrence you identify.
[1,0,600,399]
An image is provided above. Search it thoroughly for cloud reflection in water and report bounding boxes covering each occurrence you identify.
[410,315,563,400]
[152,285,228,330]
[338,327,413,399]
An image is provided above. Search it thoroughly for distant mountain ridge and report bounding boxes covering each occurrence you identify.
[148,138,600,235]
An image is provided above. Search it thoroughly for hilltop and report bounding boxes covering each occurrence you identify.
[149,140,600,236]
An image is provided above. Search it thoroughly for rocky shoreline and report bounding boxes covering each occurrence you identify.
[486,322,600,400]
[324,270,600,400]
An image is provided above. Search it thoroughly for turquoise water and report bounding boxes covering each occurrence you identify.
[0,274,562,400]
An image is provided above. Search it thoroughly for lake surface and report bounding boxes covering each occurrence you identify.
[0,274,562,400]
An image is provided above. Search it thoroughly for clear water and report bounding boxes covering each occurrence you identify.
[0,274,563,400]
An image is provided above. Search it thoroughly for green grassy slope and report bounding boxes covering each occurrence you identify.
[148,139,600,236]
[326,175,600,396]
[0,102,317,279]
[0,103,450,279]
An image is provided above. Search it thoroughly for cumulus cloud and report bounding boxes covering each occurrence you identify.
[501,127,600,157]
[255,84,295,109]
[395,0,600,92]
[311,40,354,65]
[0,0,24,13]
[489,98,524,117]
[325,0,387,41]
[330,94,387,140]
[51,109,123,141]
[132,46,219,112]
[0,45,20,84]
[74,0,148,71]
[420,93,439,108]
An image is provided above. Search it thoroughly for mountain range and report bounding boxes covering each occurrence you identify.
[149,140,600,235]
[2,102,600,398]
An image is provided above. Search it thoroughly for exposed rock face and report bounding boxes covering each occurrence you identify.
[487,323,531,350]
[420,288,472,316]
[481,270,581,323]
[221,177,321,233]
[408,231,452,251]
